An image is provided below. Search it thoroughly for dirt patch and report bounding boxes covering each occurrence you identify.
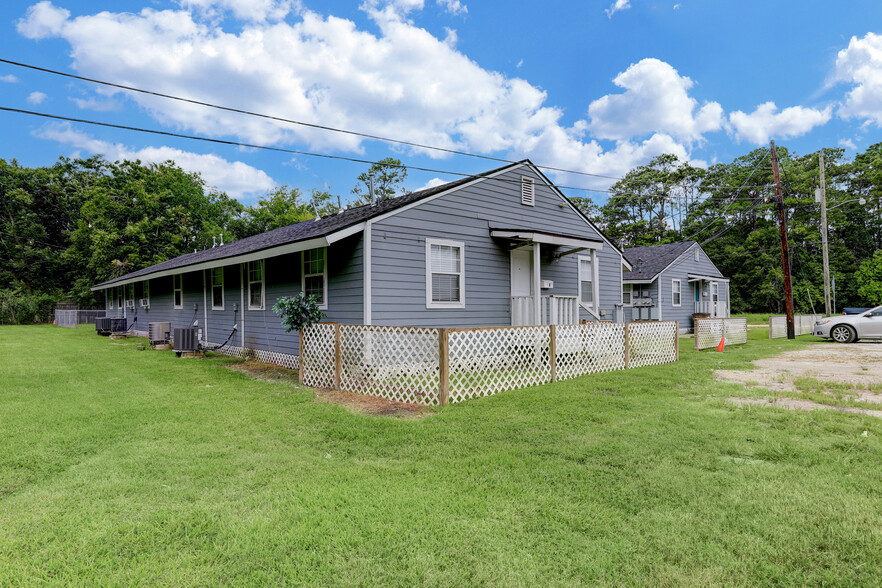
[725,396,882,419]
[225,360,429,418]
[717,342,882,396]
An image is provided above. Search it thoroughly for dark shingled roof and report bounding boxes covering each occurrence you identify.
[622,241,697,281]
[94,161,522,288]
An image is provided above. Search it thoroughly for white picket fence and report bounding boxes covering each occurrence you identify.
[769,315,822,339]
[300,321,680,405]
[694,318,748,350]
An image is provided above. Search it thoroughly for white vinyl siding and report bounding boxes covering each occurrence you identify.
[426,238,465,308]
[302,248,328,309]
[672,279,682,307]
[173,274,183,309]
[211,267,224,310]
[248,261,265,310]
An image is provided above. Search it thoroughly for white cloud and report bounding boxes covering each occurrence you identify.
[0,74,19,83]
[728,102,832,145]
[436,0,467,15]
[839,138,857,150]
[27,91,48,104]
[587,58,723,143]
[419,177,447,190]
[516,59,523,68]
[17,1,69,39]
[71,96,120,111]
[36,122,275,198]
[833,32,882,125]
[177,0,298,22]
[673,3,681,10]
[16,2,719,190]
[605,0,630,18]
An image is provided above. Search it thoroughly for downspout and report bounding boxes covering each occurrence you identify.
[532,242,541,325]
[364,222,372,325]
[203,270,208,343]
[240,263,245,349]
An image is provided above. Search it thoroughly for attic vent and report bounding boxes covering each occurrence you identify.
[521,177,535,206]
[694,249,699,262]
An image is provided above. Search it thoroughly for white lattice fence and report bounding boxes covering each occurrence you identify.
[300,323,336,389]
[769,314,822,338]
[448,326,551,403]
[555,323,626,380]
[339,325,440,405]
[627,322,678,368]
[205,342,299,369]
[694,318,748,350]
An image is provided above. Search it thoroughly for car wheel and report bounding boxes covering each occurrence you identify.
[830,325,856,343]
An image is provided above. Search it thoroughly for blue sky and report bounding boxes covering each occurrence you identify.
[1,0,881,204]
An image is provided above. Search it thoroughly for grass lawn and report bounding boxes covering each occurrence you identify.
[732,313,774,324]
[2,326,881,585]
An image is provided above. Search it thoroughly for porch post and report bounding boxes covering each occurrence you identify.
[533,242,541,325]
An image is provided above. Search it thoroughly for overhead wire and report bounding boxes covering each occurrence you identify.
[0,57,770,192]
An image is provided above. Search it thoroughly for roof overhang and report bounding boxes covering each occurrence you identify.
[623,279,655,285]
[91,222,365,291]
[490,230,603,258]
[688,273,729,282]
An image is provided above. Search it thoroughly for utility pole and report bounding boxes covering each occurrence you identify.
[770,141,795,339]
[818,150,832,316]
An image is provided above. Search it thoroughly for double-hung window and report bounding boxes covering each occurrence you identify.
[248,261,264,310]
[622,283,632,305]
[302,248,327,309]
[672,279,682,307]
[173,274,183,309]
[127,284,135,308]
[142,280,150,307]
[426,238,464,308]
[116,286,123,309]
[578,254,597,311]
[211,267,224,310]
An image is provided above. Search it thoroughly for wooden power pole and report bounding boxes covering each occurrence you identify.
[818,150,832,316]
[770,141,795,339]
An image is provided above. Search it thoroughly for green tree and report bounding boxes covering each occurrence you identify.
[855,251,882,305]
[351,158,407,203]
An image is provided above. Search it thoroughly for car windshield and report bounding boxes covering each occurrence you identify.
[865,306,882,317]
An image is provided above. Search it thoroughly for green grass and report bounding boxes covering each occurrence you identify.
[2,326,881,586]
[732,312,774,324]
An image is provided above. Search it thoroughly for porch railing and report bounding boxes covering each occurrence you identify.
[694,300,729,318]
[511,295,579,326]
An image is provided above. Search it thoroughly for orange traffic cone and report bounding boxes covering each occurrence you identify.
[716,337,726,352]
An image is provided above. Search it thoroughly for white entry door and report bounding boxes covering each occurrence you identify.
[510,248,533,325]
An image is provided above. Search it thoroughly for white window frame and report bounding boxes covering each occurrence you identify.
[248,260,265,310]
[142,280,150,307]
[116,286,123,309]
[426,238,465,309]
[301,248,328,310]
[107,290,112,309]
[672,279,682,307]
[173,274,183,309]
[622,283,632,306]
[127,284,135,308]
[577,252,599,313]
[211,267,224,310]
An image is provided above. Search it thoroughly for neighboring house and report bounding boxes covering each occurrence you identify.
[621,241,729,332]
[92,160,631,362]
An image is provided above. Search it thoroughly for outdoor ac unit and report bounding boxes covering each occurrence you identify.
[95,317,113,335]
[126,300,135,309]
[148,321,171,344]
[139,298,149,308]
[109,317,128,333]
[173,327,200,352]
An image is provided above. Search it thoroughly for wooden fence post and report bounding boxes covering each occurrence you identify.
[675,321,680,360]
[623,322,630,369]
[768,316,772,339]
[549,324,557,382]
[438,328,449,406]
[334,323,342,390]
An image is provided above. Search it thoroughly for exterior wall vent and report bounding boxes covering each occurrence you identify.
[521,177,535,206]
[149,322,171,345]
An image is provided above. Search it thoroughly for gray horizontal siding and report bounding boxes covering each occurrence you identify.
[658,245,728,330]
[370,165,624,327]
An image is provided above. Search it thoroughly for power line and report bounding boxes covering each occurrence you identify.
[0,57,770,192]
[0,106,773,203]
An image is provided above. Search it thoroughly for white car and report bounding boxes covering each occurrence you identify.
[814,305,882,343]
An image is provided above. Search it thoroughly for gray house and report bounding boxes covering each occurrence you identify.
[92,160,631,362]
[621,241,729,332]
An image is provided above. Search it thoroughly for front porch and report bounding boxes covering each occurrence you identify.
[511,295,580,326]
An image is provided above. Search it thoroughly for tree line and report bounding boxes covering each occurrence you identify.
[1,147,880,324]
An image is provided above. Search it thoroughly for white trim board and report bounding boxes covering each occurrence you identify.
[490,230,603,250]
